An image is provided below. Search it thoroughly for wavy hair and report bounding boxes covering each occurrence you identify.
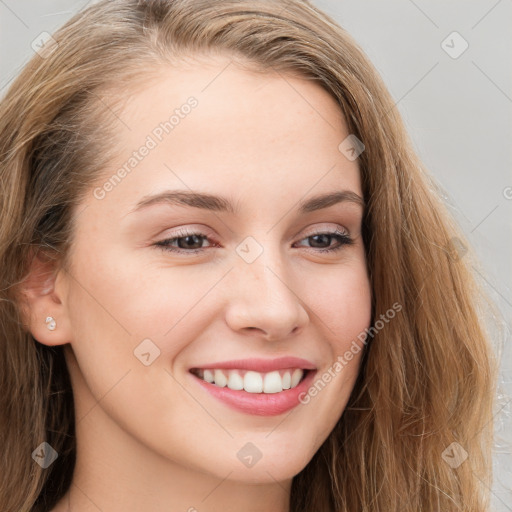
[0,1,498,510]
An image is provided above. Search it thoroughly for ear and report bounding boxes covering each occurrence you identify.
[17,248,73,347]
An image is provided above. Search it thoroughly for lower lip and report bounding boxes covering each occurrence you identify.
[189,369,317,416]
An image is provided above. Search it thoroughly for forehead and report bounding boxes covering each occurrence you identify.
[88,55,362,215]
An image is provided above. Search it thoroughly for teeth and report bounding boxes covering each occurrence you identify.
[214,369,227,387]
[282,371,291,389]
[263,371,282,393]
[244,371,263,393]
[227,370,244,391]
[291,368,303,388]
[195,368,306,393]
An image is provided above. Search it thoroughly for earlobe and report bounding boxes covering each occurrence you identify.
[45,316,57,331]
[17,248,72,347]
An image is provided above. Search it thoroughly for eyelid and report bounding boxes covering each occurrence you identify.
[157,222,350,243]
[300,222,350,237]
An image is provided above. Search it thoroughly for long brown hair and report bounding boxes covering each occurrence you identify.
[0,1,498,510]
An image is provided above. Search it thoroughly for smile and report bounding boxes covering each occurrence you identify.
[190,367,307,393]
[187,356,317,415]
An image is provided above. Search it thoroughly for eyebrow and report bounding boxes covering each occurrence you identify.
[129,189,365,215]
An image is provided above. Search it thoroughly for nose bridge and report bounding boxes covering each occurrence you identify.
[242,231,296,290]
[224,237,308,339]
[241,249,289,302]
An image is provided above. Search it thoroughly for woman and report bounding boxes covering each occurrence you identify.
[0,0,499,510]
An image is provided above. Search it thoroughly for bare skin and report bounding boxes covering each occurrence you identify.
[23,53,372,512]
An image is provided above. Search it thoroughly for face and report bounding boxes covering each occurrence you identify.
[55,54,372,483]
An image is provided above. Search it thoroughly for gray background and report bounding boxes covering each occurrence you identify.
[1,0,511,509]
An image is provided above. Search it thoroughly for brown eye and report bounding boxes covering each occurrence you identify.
[154,230,216,254]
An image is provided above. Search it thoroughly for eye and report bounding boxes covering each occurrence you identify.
[154,229,215,254]
[293,229,354,253]
[153,228,353,255]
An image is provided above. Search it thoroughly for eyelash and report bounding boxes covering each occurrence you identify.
[153,228,354,255]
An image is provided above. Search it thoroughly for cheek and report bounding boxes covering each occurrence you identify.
[292,257,371,437]
[63,257,194,446]
[298,255,372,346]
[68,240,219,343]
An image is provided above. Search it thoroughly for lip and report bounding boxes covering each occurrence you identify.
[189,368,317,416]
[189,356,317,373]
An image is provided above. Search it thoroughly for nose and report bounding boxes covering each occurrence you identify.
[224,250,309,341]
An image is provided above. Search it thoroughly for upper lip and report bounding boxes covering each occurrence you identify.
[190,356,317,373]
